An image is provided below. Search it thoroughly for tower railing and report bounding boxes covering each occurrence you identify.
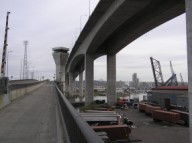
[54,82,104,143]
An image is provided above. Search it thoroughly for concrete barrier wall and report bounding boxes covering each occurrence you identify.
[0,93,10,109]
[0,80,47,109]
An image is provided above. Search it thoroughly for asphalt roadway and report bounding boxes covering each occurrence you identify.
[0,82,57,143]
[116,108,189,143]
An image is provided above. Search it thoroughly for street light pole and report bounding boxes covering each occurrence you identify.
[88,0,90,17]
[32,66,35,79]
[7,50,12,78]
[80,15,87,32]
[20,59,23,79]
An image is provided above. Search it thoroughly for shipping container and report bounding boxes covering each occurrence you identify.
[171,110,189,126]
[139,102,147,112]
[145,105,162,115]
[152,110,180,123]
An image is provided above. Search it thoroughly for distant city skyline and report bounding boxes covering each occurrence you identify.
[0,1,187,82]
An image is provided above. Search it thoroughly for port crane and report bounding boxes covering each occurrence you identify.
[150,57,178,87]
[150,57,164,87]
[180,73,184,85]
[165,61,178,86]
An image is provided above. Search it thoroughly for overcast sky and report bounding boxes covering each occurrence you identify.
[0,0,188,82]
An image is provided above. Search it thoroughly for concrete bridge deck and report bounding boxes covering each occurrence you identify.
[0,82,58,143]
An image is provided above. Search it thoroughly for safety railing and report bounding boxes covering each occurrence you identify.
[54,83,104,143]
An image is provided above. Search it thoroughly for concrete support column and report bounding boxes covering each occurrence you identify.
[186,0,192,142]
[79,72,84,97]
[69,72,74,96]
[107,54,116,105]
[65,74,69,94]
[73,77,76,93]
[85,54,94,105]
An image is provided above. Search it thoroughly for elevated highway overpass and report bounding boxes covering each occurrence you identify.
[64,0,192,140]
[65,0,187,104]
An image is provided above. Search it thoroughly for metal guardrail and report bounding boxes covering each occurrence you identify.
[54,83,104,143]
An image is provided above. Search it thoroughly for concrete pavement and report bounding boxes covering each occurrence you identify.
[0,82,58,143]
[116,108,189,143]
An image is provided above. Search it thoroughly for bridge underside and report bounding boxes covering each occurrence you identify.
[66,0,186,104]
[64,1,192,141]
[60,0,192,141]
[88,0,185,55]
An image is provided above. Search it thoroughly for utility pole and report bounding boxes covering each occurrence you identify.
[88,0,90,17]
[6,50,12,77]
[80,15,87,32]
[23,41,28,79]
[1,11,10,77]
[20,59,23,79]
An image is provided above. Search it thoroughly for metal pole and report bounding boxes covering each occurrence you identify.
[23,41,28,79]
[89,0,90,17]
[32,66,35,79]
[80,15,87,32]
[6,50,12,78]
[185,0,192,142]
[20,59,23,79]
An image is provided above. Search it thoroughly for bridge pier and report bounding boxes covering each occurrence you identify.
[73,76,76,93]
[107,54,116,105]
[69,72,74,96]
[79,72,84,97]
[186,0,192,142]
[85,54,94,105]
[65,74,69,94]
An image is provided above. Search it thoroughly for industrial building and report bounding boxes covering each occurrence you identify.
[147,86,188,110]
